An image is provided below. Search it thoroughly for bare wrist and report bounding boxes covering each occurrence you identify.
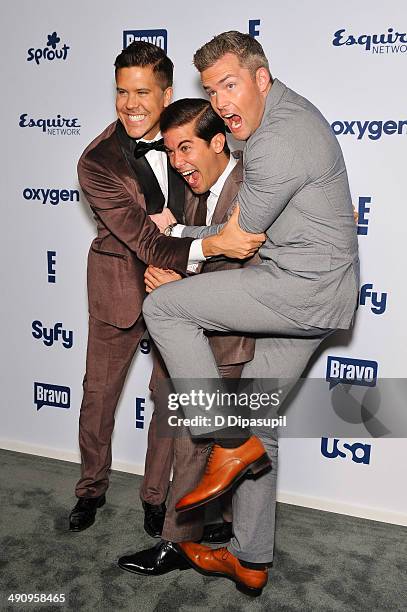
[202,235,222,257]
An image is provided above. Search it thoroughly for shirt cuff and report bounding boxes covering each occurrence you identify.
[188,239,206,266]
[171,224,185,238]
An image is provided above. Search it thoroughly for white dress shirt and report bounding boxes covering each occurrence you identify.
[172,154,238,271]
[138,131,168,205]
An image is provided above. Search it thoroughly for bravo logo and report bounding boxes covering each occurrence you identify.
[326,356,378,389]
[27,32,70,65]
[359,284,387,315]
[321,438,371,465]
[34,382,70,411]
[123,29,167,51]
[32,321,73,349]
[332,28,407,55]
[331,119,407,140]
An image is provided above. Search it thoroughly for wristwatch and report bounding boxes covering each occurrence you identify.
[164,223,178,236]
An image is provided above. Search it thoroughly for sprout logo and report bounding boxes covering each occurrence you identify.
[27,32,70,65]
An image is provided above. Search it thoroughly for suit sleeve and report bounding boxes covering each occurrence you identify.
[181,224,222,239]
[237,131,307,233]
[78,153,194,275]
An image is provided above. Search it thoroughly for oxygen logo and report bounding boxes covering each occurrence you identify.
[321,438,371,465]
[332,28,407,54]
[326,356,378,389]
[359,284,387,315]
[123,29,167,51]
[27,32,70,65]
[34,382,70,411]
[32,321,73,349]
[23,187,79,205]
[331,119,407,140]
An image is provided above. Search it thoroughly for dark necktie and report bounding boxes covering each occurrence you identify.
[134,138,166,159]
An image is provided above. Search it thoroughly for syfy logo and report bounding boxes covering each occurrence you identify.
[135,397,146,429]
[326,356,378,389]
[359,284,387,315]
[27,31,70,65]
[123,29,167,51]
[332,28,407,55]
[19,114,81,136]
[23,187,79,206]
[331,119,407,140]
[357,196,372,236]
[321,438,371,465]
[34,382,70,411]
[32,320,73,349]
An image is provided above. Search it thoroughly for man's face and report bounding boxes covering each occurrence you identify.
[201,53,269,141]
[116,65,172,140]
[163,121,227,194]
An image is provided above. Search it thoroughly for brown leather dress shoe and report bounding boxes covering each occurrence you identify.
[178,542,267,597]
[175,436,270,512]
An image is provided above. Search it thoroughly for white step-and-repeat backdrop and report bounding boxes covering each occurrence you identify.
[2,0,406,525]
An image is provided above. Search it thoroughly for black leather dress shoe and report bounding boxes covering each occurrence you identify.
[142,501,166,538]
[201,521,233,544]
[118,540,190,576]
[69,494,106,532]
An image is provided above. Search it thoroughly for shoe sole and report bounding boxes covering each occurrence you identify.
[69,496,106,532]
[176,453,271,513]
[176,546,264,597]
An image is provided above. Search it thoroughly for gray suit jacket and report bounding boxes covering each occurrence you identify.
[183,79,359,329]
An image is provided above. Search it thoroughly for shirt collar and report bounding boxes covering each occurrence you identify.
[210,154,238,198]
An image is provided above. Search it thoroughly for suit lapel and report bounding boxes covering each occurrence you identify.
[211,154,243,225]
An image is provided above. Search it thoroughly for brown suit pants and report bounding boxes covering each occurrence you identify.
[75,314,159,497]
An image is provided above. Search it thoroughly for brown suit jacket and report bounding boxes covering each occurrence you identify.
[78,121,193,329]
[184,152,258,366]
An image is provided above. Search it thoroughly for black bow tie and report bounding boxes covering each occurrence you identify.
[134,138,166,159]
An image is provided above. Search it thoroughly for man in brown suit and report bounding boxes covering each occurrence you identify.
[118,98,259,576]
[69,43,264,534]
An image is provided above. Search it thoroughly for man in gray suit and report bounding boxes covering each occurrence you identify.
[143,31,359,596]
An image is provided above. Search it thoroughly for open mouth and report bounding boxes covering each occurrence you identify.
[223,113,243,132]
[180,168,200,189]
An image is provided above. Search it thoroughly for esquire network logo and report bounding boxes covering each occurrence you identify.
[326,356,378,389]
[27,31,70,65]
[332,27,407,54]
[331,119,407,140]
[32,321,73,349]
[123,29,167,51]
[320,438,371,465]
[23,187,80,205]
[34,382,70,411]
[19,114,81,135]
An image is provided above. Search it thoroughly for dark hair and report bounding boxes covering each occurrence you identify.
[160,98,229,153]
[194,30,270,77]
[114,41,173,90]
